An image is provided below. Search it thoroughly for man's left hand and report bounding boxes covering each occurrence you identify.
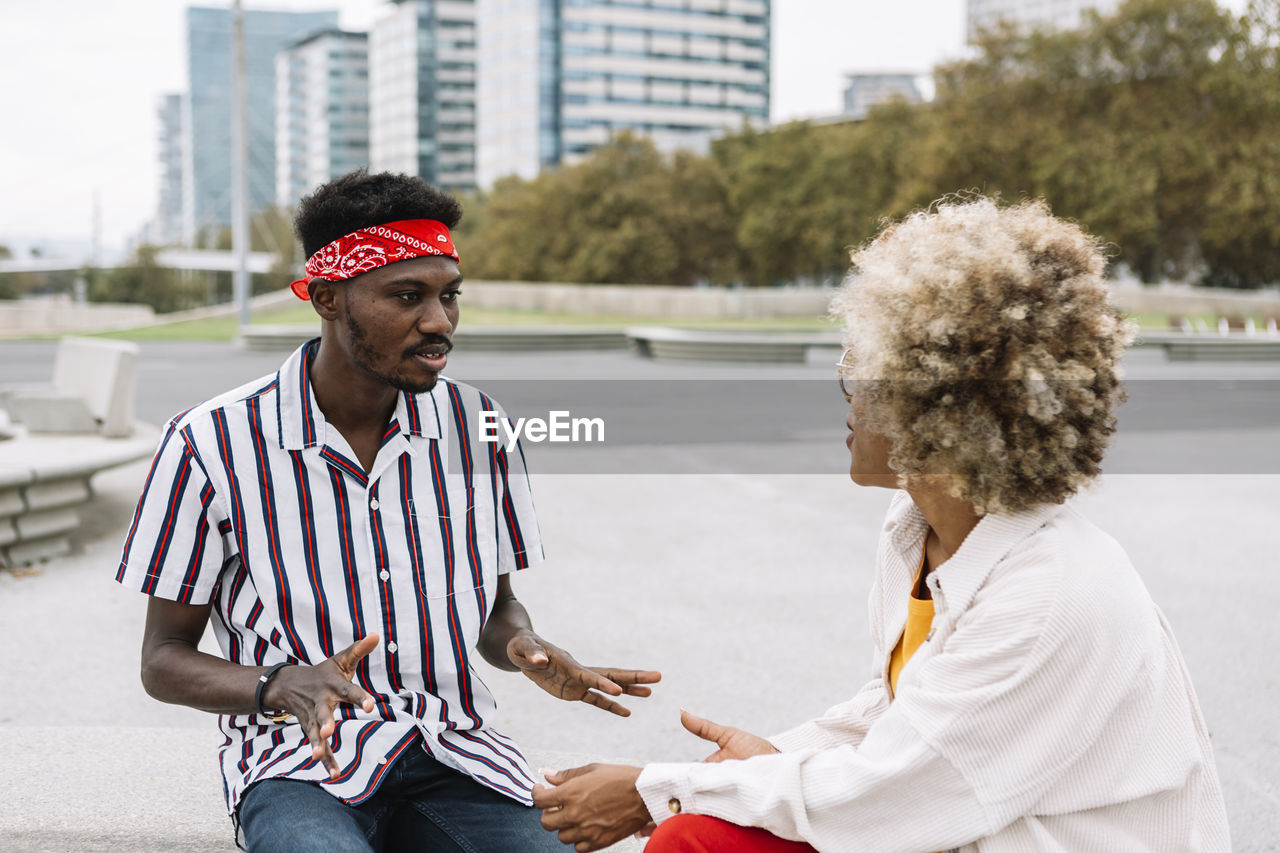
[507,633,661,716]
[533,764,650,852]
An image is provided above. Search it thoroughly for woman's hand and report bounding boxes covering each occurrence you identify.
[507,632,661,716]
[681,708,780,763]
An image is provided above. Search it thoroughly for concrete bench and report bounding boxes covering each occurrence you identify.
[0,726,644,852]
[1134,331,1280,361]
[0,336,154,566]
[0,425,157,567]
[627,326,842,363]
[2,336,140,437]
[1162,337,1280,361]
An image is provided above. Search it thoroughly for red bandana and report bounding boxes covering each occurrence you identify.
[289,219,459,300]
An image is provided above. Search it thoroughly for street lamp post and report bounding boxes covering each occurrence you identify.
[230,0,250,334]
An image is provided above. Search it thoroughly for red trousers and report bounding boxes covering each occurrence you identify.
[645,814,819,853]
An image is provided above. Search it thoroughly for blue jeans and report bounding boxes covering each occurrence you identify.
[237,742,565,852]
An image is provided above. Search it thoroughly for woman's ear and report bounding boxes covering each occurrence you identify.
[310,279,341,321]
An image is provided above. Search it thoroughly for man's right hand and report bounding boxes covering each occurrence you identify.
[261,634,381,779]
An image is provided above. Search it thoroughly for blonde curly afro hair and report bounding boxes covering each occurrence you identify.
[831,196,1136,514]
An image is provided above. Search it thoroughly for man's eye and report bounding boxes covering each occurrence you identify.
[396,292,421,303]
[442,290,462,303]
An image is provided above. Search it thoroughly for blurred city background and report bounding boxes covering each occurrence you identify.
[1,0,1277,336]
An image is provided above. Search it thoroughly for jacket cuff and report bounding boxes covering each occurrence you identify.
[635,762,699,825]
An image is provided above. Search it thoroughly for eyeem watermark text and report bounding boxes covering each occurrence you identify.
[478,410,605,450]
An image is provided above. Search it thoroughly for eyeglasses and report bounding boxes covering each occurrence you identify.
[836,348,854,399]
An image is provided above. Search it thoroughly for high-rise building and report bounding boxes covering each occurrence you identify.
[369,0,478,193]
[967,0,1120,41]
[842,74,922,120]
[184,6,338,244]
[475,0,771,187]
[276,30,370,209]
[152,93,186,246]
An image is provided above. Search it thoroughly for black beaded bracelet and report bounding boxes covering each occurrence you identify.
[255,662,294,722]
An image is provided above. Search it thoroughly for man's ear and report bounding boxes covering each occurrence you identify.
[310,279,341,321]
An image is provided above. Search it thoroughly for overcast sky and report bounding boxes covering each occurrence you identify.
[0,0,1244,255]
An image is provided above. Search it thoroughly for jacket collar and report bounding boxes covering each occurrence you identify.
[885,491,1067,618]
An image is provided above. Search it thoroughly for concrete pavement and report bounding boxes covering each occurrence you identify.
[0,341,1277,850]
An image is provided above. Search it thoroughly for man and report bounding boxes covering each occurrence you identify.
[116,170,659,852]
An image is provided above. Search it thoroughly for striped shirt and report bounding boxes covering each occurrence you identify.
[637,492,1230,851]
[116,340,544,813]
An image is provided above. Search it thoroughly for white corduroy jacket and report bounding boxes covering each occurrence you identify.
[636,492,1230,852]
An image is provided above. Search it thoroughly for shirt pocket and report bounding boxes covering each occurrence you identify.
[411,475,495,601]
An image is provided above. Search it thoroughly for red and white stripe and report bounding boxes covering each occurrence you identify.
[117,340,544,813]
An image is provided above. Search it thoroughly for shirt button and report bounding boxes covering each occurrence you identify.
[369,498,380,511]
[668,798,682,814]
[377,756,387,765]
[387,641,399,653]
[379,569,390,581]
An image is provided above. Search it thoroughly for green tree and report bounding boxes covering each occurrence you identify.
[1197,0,1280,285]
[252,205,301,294]
[460,173,568,281]
[0,245,13,299]
[464,133,739,285]
[93,245,203,313]
[211,204,298,295]
[713,122,833,286]
[923,0,1280,285]
[456,0,1280,289]
[711,106,932,286]
[213,205,300,295]
[0,245,66,299]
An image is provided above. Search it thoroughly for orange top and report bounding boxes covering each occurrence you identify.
[888,547,935,698]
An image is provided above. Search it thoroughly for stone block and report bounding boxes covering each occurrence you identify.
[0,486,24,519]
[627,327,842,364]
[0,518,16,547]
[14,507,79,541]
[0,466,34,489]
[7,392,98,434]
[22,476,92,511]
[0,383,46,413]
[3,534,72,566]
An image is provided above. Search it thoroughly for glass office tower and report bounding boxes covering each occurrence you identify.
[475,0,771,187]
[184,6,337,243]
[966,0,1120,41]
[276,30,370,209]
[842,74,922,120]
[370,0,478,193]
[152,93,186,246]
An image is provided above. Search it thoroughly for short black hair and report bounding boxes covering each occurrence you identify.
[294,169,463,257]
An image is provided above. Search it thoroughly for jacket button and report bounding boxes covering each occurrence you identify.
[668,798,682,814]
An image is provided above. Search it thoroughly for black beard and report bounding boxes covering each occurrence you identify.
[345,312,441,395]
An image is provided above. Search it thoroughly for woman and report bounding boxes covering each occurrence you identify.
[533,197,1229,852]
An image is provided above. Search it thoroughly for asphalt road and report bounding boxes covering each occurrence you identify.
[1,340,1278,474]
